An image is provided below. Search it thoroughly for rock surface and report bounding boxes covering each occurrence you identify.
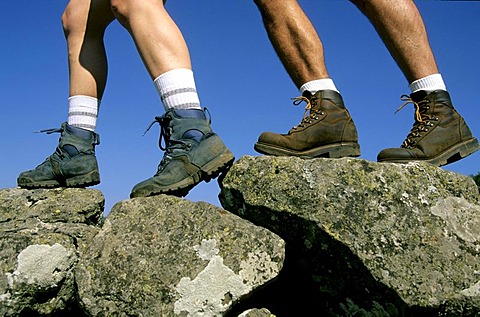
[220,156,480,316]
[76,195,285,316]
[0,188,104,316]
[2,155,479,316]
[0,187,284,316]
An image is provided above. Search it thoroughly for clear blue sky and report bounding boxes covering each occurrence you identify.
[1,1,478,214]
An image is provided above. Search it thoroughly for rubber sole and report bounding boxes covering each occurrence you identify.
[17,170,101,189]
[254,141,361,159]
[130,149,235,198]
[378,137,480,167]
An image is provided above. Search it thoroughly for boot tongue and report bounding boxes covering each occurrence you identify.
[65,124,94,139]
[174,109,206,120]
[302,90,313,99]
[410,90,429,103]
[165,109,208,144]
[63,124,95,157]
[298,90,320,115]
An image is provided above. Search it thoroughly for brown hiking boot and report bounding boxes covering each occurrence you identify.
[377,90,479,166]
[254,90,360,158]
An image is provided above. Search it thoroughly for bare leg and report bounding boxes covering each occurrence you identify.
[253,0,359,159]
[106,0,233,198]
[62,0,115,98]
[110,0,191,79]
[351,0,439,83]
[254,0,329,89]
[352,0,479,165]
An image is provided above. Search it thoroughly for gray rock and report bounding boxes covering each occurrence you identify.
[219,156,480,316]
[0,188,104,316]
[0,188,104,225]
[76,195,285,317]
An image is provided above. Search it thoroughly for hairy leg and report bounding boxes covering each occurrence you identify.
[254,0,329,88]
[351,0,439,83]
[110,0,191,79]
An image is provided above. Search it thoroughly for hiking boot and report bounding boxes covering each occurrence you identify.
[17,122,100,188]
[377,90,479,166]
[254,90,360,158]
[130,108,234,198]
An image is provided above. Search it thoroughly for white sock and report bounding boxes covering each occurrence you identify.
[153,68,201,111]
[300,78,339,95]
[67,95,100,132]
[409,73,446,94]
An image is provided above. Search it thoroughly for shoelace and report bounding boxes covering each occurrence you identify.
[395,95,438,148]
[395,95,424,123]
[143,116,187,152]
[35,126,100,145]
[291,95,323,129]
[292,95,313,121]
[143,116,194,173]
[36,127,63,134]
[35,125,99,159]
[143,107,211,152]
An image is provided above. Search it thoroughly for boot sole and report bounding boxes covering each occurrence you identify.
[130,149,235,198]
[18,171,100,189]
[378,137,480,167]
[254,142,361,159]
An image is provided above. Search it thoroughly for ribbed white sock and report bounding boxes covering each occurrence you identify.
[409,73,446,94]
[153,68,201,111]
[67,95,100,132]
[300,78,339,95]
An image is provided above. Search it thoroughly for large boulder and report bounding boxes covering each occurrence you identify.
[76,195,285,316]
[1,188,284,317]
[0,188,104,316]
[3,155,478,316]
[219,156,480,316]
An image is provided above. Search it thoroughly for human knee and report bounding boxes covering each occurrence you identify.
[61,1,85,36]
[62,0,112,37]
[110,0,161,26]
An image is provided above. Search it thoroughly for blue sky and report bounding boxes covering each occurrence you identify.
[1,1,478,214]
